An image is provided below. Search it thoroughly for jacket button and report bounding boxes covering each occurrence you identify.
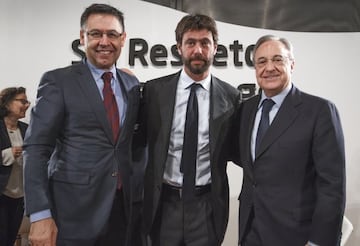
[111,171,118,177]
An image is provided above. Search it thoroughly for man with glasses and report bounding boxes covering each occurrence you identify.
[233,34,346,246]
[23,4,143,246]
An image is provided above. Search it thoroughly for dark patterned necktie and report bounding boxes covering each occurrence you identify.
[181,83,201,201]
[102,72,120,142]
[255,98,275,155]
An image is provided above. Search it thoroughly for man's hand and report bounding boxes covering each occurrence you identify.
[29,218,58,246]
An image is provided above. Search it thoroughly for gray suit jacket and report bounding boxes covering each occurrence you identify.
[141,71,240,243]
[23,62,142,242]
[235,85,345,246]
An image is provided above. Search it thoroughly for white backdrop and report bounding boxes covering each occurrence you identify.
[1,0,359,245]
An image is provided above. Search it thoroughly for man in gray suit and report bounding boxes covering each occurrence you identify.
[234,35,346,246]
[140,14,240,246]
[23,4,143,246]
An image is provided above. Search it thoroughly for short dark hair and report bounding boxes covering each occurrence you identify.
[175,14,218,45]
[0,87,26,118]
[80,3,125,31]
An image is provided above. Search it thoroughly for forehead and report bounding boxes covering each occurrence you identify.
[182,29,213,42]
[255,40,288,58]
[85,14,122,31]
[15,93,26,97]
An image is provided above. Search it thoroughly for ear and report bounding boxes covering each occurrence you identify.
[80,30,85,45]
[120,32,127,48]
[177,44,182,55]
[290,59,295,73]
[213,44,218,56]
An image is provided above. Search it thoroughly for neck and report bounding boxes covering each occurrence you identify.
[4,117,18,130]
[184,68,210,82]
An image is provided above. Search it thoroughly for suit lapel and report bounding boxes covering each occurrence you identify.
[245,96,260,163]
[114,70,132,144]
[158,74,179,146]
[255,86,302,158]
[0,120,11,147]
[209,77,240,164]
[73,64,115,143]
[209,77,227,154]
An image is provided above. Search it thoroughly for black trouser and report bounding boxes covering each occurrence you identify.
[0,194,24,246]
[241,208,262,246]
[151,184,218,246]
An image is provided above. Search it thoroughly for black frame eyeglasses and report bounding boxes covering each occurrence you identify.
[14,99,31,105]
[86,30,123,41]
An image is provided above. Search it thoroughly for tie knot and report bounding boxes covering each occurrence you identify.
[261,99,275,113]
[102,72,113,84]
[189,83,201,92]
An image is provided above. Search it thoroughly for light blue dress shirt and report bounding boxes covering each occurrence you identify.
[163,70,211,187]
[251,82,292,160]
[87,60,126,126]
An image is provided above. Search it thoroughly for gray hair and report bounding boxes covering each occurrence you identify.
[252,34,294,61]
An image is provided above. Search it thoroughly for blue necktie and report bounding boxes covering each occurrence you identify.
[180,83,200,201]
[255,99,275,155]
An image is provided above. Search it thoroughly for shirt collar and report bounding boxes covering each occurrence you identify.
[86,59,117,81]
[258,82,292,109]
[179,69,211,91]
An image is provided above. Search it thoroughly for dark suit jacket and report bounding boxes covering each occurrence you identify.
[0,119,27,194]
[23,62,142,243]
[235,85,345,246]
[141,71,240,243]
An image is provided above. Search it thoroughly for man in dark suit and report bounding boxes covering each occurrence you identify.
[234,34,346,246]
[140,14,240,246]
[23,4,143,246]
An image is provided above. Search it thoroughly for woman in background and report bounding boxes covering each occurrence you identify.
[0,87,30,246]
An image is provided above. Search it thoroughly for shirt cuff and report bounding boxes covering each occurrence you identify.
[30,209,52,223]
[1,148,15,166]
[308,241,320,246]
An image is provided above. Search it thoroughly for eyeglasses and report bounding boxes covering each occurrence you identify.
[254,55,291,68]
[86,30,123,41]
[14,99,30,105]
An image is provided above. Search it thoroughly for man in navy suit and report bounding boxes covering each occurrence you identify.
[23,4,143,246]
[140,14,240,246]
[234,34,346,246]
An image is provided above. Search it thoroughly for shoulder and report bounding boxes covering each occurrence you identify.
[292,86,336,109]
[117,68,140,86]
[39,63,86,85]
[212,75,240,98]
[146,72,180,86]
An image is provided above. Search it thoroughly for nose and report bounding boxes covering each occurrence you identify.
[99,34,110,45]
[264,60,276,70]
[193,43,203,54]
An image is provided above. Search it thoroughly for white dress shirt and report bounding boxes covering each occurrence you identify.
[163,70,211,187]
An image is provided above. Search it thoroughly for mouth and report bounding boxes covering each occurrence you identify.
[191,58,206,65]
[97,50,112,55]
[263,74,280,80]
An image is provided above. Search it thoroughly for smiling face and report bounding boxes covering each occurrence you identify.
[177,29,217,81]
[80,13,126,70]
[7,93,30,120]
[254,40,295,97]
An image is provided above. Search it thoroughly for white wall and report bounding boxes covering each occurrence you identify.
[1,0,359,245]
